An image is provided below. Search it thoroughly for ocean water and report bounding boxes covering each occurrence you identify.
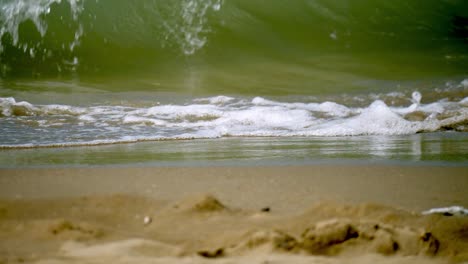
[0,0,467,166]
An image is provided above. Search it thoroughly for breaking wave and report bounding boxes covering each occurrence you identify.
[0,0,467,79]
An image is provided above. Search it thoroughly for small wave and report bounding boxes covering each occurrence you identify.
[0,92,467,148]
[0,136,209,150]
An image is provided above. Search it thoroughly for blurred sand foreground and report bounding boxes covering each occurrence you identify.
[0,165,467,263]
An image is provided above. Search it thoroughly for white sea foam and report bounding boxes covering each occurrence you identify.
[160,0,224,55]
[460,97,468,106]
[422,206,468,216]
[308,100,422,136]
[194,95,235,104]
[461,79,468,89]
[122,116,167,126]
[251,97,354,117]
[0,92,467,148]
[0,0,84,54]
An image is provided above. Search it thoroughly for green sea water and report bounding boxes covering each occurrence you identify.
[1,0,467,92]
[0,0,467,166]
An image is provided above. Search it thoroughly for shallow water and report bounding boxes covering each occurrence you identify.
[1,133,466,168]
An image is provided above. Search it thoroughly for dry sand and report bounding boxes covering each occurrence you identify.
[0,165,467,263]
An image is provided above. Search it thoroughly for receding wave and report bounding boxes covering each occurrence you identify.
[1,90,467,148]
[1,0,467,80]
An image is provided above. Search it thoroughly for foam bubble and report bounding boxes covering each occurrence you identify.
[411,91,422,104]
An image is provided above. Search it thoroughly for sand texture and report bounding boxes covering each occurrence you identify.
[0,165,467,263]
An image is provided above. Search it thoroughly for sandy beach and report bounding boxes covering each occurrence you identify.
[1,0,468,263]
[1,165,467,263]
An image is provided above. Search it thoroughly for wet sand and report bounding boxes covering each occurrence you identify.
[0,165,467,263]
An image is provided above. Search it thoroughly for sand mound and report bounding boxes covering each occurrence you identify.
[199,218,440,259]
[32,252,450,264]
[229,230,299,254]
[300,218,439,256]
[60,239,182,258]
[172,194,227,213]
[48,219,104,240]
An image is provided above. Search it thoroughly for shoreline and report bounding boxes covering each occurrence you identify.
[1,133,467,168]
